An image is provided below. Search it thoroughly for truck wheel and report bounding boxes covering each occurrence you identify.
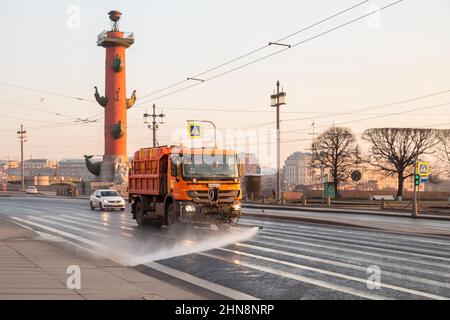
[165,202,177,226]
[135,200,146,226]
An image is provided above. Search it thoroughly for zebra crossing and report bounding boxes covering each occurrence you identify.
[1,197,449,300]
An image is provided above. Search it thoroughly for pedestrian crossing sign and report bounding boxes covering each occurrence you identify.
[417,161,430,177]
[188,123,202,139]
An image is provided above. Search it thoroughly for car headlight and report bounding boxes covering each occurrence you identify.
[103,199,109,204]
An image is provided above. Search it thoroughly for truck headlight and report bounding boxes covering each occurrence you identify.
[232,204,241,211]
[185,205,196,212]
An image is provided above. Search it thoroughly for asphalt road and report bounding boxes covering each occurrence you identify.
[1,196,450,300]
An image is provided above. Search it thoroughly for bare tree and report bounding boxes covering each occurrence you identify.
[311,127,360,199]
[436,129,450,173]
[362,128,439,199]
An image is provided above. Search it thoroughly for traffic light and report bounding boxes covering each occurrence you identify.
[414,174,420,186]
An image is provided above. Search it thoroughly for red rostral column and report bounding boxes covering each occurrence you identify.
[93,10,136,184]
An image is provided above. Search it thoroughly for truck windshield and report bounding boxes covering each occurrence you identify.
[177,153,238,180]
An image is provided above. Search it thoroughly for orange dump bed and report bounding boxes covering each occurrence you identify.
[128,146,172,196]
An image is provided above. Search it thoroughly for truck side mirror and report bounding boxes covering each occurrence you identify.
[238,163,244,178]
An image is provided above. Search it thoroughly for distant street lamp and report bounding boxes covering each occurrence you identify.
[143,104,165,147]
[17,124,27,191]
[270,81,286,203]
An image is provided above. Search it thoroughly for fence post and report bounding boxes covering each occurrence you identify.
[302,196,307,206]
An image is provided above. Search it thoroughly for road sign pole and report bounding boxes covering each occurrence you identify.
[412,165,418,218]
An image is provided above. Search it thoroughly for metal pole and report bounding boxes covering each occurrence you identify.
[152,104,157,147]
[321,165,325,204]
[205,120,217,148]
[276,81,281,203]
[412,165,418,218]
[17,124,26,191]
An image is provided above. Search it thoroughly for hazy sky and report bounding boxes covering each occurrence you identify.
[0,0,449,166]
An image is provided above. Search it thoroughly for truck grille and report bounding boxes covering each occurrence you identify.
[188,190,239,204]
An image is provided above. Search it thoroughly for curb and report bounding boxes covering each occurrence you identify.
[134,264,233,300]
[243,203,450,222]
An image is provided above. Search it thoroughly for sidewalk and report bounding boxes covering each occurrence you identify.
[0,219,207,300]
[243,204,450,237]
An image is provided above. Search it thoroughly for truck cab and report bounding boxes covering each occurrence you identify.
[128,146,242,227]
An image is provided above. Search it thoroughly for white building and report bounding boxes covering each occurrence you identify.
[282,152,313,188]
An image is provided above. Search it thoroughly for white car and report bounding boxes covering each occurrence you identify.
[26,186,38,194]
[90,190,126,211]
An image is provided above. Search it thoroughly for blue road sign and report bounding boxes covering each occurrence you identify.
[188,123,202,138]
[420,177,429,183]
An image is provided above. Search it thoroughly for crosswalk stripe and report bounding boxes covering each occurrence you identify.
[60,214,135,231]
[198,252,388,300]
[30,214,134,238]
[262,225,450,256]
[10,216,108,251]
[216,248,448,300]
[9,217,132,265]
[248,237,450,280]
[66,212,136,226]
[256,234,450,271]
[26,215,103,237]
[261,230,450,264]
[252,219,450,248]
[49,215,108,231]
[234,242,450,289]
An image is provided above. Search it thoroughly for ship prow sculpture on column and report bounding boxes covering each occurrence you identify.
[85,10,136,195]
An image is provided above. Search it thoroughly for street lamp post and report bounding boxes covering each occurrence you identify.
[270,81,286,203]
[143,104,165,147]
[17,124,27,191]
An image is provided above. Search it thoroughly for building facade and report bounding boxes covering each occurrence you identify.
[282,152,313,189]
[58,159,96,181]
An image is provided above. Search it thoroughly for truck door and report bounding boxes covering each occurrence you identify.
[160,156,168,195]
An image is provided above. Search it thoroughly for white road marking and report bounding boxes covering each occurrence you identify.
[25,215,106,238]
[234,242,450,289]
[198,252,388,300]
[257,234,450,271]
[60,214,135,230]
[261,230,450,266]
[143,261,259,300]
[252,219,450,247]
[10,217,108,251]
[49,215,108,231]
[216,248,448,300]
[32,214,134,238]
[249,237,450,280]
[263,226,450,257]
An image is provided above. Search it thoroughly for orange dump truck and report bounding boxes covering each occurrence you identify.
[128,146,242,227]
